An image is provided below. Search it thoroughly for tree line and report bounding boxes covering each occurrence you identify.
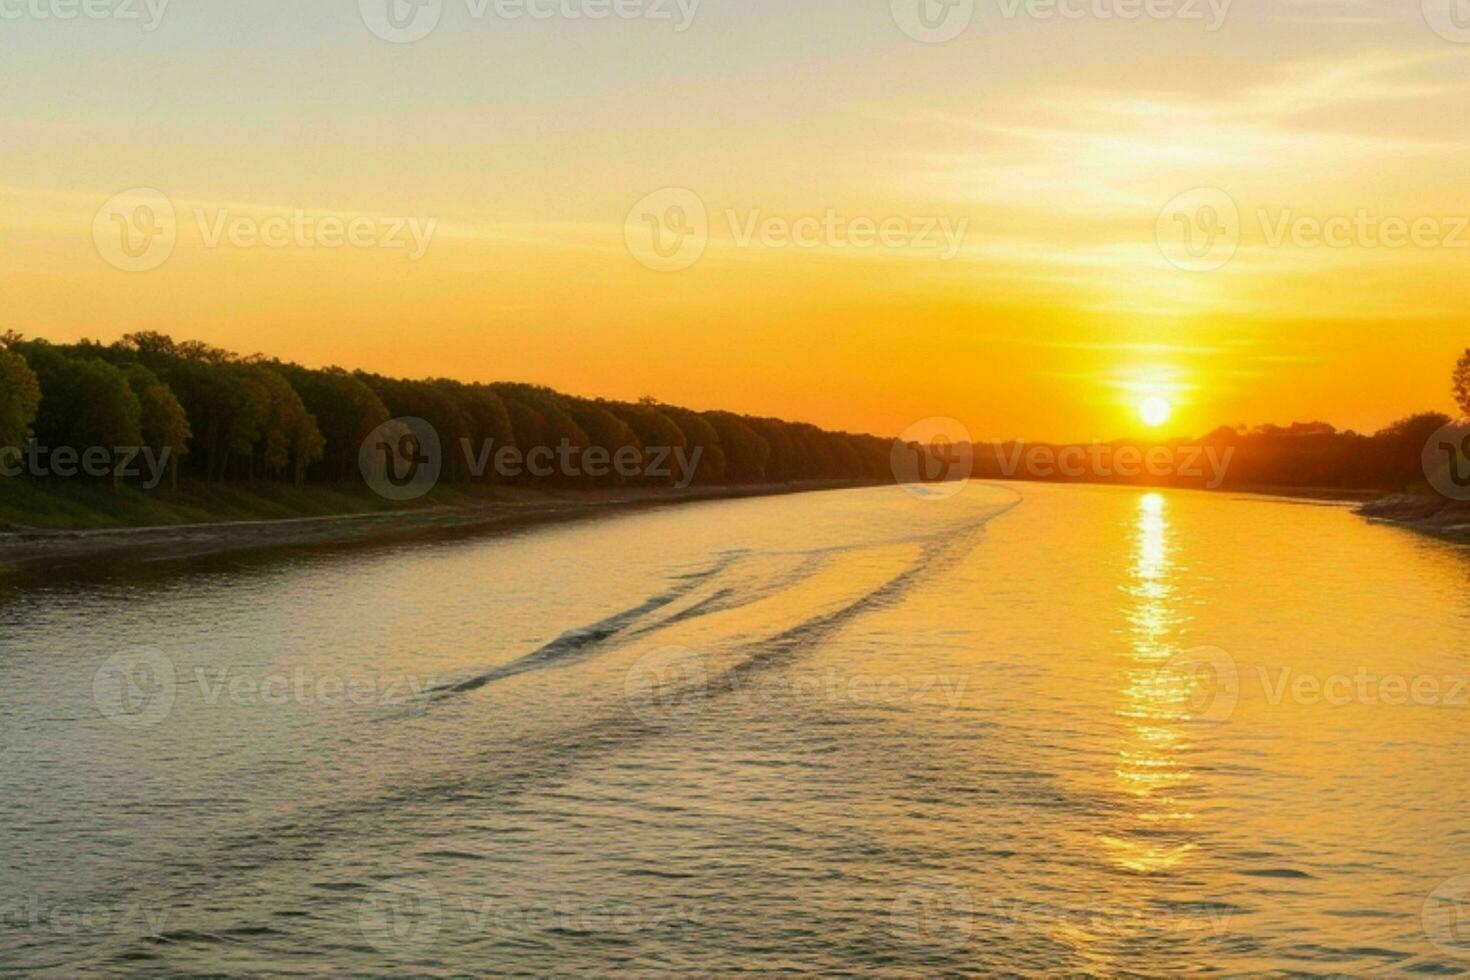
[0,332,896,491]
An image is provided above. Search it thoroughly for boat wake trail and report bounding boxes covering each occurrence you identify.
[426,552,741,700]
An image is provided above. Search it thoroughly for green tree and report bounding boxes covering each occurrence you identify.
[124,365,192,489]
[0,344,41,450]
[22,344,142,486]
[280,366,390,481]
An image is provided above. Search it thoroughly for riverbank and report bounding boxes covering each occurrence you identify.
[1356,494,1470,542]
[0,480,879,570]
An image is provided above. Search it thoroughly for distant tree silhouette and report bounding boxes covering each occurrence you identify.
[2,330,1457,498]
[1455,349,1470,418]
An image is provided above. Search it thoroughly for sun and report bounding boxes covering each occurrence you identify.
[1139,395,1173,428]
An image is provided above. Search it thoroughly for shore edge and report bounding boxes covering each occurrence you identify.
[0,480,881,570]
[1356,494,1470,543]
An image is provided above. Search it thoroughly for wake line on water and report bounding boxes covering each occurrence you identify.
[90,488,1028,944]
[425,552,742,701]
[426,485,1025,704]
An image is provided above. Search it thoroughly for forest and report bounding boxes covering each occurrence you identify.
[0,332,897,492]
[0,333,1465,498]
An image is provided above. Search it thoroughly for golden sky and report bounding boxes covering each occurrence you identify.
[3,0,1468,440]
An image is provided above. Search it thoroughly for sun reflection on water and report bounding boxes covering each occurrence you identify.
[1102,492,1199,874]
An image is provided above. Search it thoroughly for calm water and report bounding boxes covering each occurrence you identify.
[2,483,1468,974]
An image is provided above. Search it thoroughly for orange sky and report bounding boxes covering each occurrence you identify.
[3,0,1468,440]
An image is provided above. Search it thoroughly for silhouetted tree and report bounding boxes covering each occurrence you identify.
[1455,350,1470,418]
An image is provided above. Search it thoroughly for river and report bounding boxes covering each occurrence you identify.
[1,482,1467,974]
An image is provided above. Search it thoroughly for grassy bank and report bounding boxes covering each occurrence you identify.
[0,478,764,532]
[0,479,880,570]
[0,478,454,531]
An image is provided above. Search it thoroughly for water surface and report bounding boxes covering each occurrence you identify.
[2,483,1467,973]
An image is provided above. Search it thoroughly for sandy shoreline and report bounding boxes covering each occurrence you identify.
[0,480,878,571]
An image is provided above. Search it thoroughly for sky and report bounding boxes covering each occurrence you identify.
[3,0,1469,441]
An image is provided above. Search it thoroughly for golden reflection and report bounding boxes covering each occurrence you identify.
[1101,492,1198,874]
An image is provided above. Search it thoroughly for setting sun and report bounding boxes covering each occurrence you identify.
[1139,396,1174,428]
